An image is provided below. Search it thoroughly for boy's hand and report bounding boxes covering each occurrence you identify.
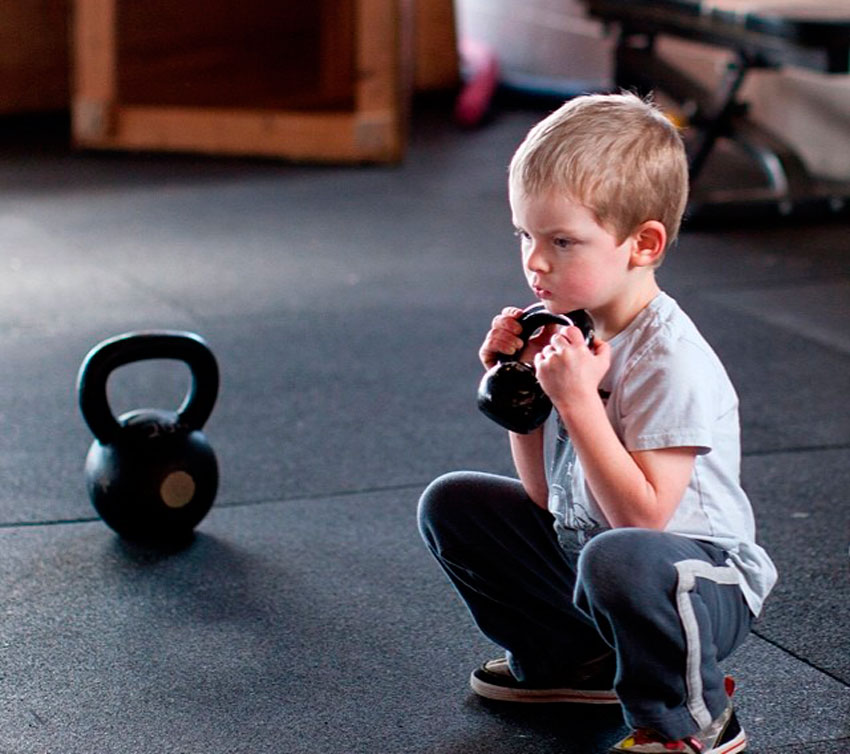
[479,307,559,370]
[534,327,611,409]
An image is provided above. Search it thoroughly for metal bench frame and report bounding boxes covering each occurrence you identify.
[583,1,850,224]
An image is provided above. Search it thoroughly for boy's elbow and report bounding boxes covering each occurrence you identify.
[613,511,671,531]
[524,482,549,510]
[531,492,550,510]
[639,510,674,531]
[614,487,679,530]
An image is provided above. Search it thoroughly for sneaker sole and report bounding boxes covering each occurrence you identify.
[470,672,620,704]
[610,727,748,753]
[713,728,747,754]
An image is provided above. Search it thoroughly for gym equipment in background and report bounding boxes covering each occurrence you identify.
[581,0,850,225]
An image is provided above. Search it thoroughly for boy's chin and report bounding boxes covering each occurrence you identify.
[540,300,576,314]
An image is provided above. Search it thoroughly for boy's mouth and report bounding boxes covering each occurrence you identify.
[532,284,552,299]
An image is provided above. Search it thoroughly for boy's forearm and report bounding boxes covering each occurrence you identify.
[509,430,549,508]
[555,395,672,530]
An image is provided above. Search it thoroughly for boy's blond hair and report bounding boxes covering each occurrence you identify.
[508,92,689,255]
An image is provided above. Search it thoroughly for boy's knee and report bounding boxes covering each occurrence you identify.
[577,529,678,607]
[577,530,623,590]
[417,471,475,545]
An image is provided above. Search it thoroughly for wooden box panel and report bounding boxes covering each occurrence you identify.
[72,0,411,162]
[414,0,459,92]
[0,0,69,114]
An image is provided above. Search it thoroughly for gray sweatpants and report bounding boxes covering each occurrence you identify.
[417,470,753,740]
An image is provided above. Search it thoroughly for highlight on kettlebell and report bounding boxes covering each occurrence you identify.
[77,330,220,543]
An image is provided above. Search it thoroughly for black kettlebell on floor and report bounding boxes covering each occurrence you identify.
[477,304,594,434]
[77,330,219,543]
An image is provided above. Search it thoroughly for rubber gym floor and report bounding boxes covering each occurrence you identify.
[0,104,847,754]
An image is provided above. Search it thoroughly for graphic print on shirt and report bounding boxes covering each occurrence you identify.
[550,416,605,544]
[551,483,600,533]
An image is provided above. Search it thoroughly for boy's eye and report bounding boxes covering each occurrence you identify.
[553,237,574,249]
[513,229,531,242]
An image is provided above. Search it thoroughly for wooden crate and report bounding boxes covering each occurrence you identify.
[414,0,459,92]
[0,0,69,114]
[71,0,412,162]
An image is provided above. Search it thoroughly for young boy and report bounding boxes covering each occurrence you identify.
[418,93,776,754]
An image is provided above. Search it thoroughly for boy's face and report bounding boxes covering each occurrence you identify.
[509,187,635,319]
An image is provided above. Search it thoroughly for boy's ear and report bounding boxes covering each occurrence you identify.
[629,221,667,267]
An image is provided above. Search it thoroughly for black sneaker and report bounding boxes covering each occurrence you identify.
[469,653,619,704]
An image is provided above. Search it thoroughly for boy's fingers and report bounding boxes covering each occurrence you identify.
[550,326,591,348]
[492,310,523,332]
[565,326,586,345]
[488,335,522,355]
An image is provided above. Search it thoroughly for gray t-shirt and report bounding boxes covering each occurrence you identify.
[544,292,777,617]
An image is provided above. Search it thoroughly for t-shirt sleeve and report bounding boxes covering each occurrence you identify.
[618,337,720,454]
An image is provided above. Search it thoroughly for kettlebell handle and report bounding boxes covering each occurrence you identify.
[499,303,594,363]
[77,330,219,445]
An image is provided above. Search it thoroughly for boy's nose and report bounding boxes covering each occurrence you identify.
[525,244,550,272]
